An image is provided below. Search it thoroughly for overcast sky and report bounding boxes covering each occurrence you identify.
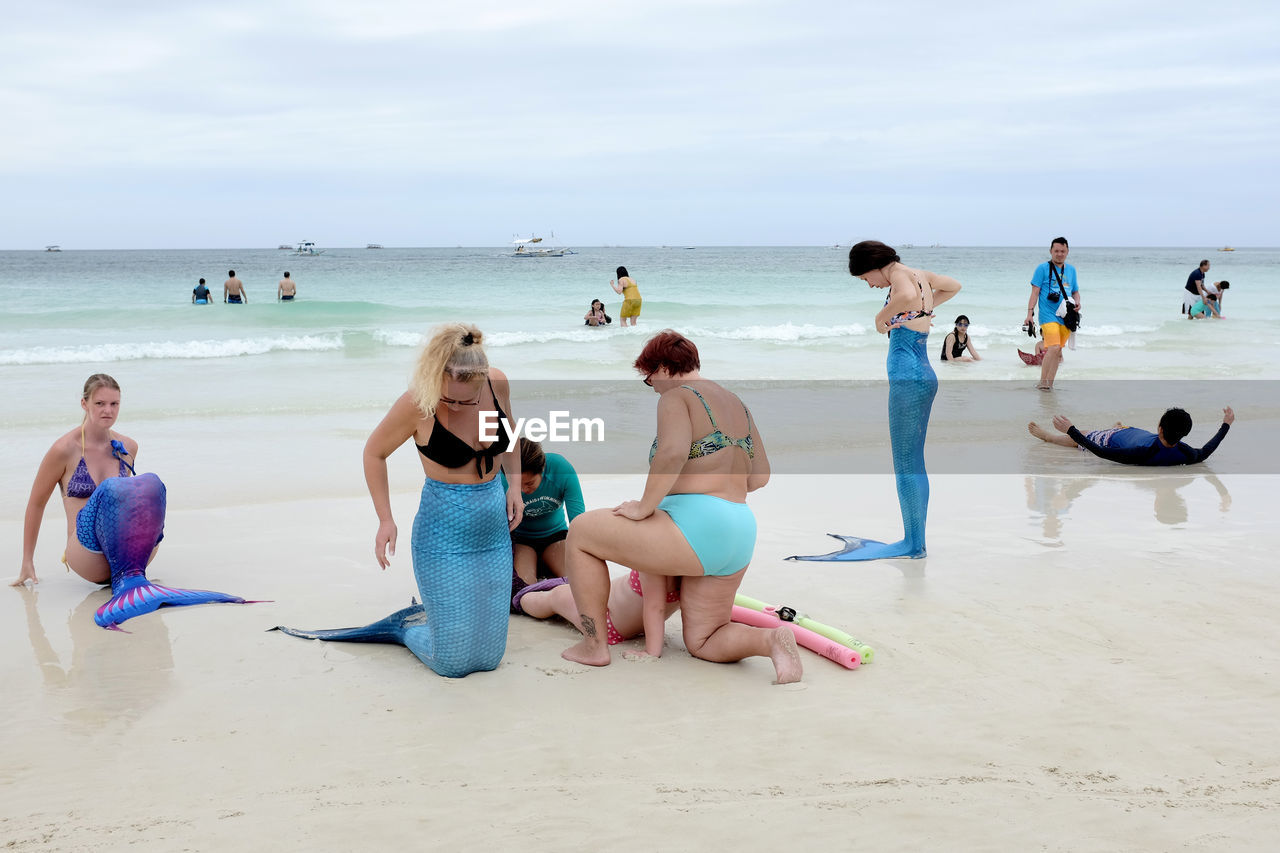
[3,0,1276,248]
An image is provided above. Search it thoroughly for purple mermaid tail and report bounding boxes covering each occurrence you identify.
[76,473,254,631]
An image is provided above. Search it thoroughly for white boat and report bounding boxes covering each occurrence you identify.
[292,240,325,256]
[511,233,569,257]
[45,244,61,252]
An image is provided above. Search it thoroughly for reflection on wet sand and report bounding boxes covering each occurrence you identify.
[1024,473,1232,541]
[20,587,174,733]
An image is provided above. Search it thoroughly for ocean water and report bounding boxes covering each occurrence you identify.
[2,245,1275,512]
[1,244,1275,427]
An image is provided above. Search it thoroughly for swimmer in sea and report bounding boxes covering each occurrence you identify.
[192,278,211,304]
[224,270,247,304]
[278,271,296,302]
[1028,407,1234,466]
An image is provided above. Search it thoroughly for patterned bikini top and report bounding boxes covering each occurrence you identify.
[65,429,133,499]
[887,271,934,325]
[649,385,754,464]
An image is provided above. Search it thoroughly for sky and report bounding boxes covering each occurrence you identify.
[2,0,1277,248]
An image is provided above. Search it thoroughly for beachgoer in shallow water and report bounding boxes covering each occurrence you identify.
[584,299,611,326]
[791,240,959,562]
[224,270,247,304]
[940,314,980,362]
[1025,237,1082,390]
[610,267,642,326]
[1029,407,1234,466]
[192,278,211,304]
[275,324,524,677]
[278,271,297,301]
[558,330,801,683]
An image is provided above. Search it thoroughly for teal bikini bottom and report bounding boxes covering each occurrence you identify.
[658,493,756,576]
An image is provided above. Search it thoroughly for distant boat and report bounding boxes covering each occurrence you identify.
[511,233,567,257]
[277,244,293,250]
[292,240,325,256]
[45,244,61,252]
[366,243,384,249]
[1218,246,1235,252]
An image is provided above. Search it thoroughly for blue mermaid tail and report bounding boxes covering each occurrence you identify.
[790,328,937,562]
[77,473,253,630]
[274,477,511,678]
[273,603,426,643]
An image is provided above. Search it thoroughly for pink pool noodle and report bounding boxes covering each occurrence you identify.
[731,605,861,669]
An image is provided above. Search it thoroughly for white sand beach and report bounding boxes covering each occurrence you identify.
[4,454,1279,850]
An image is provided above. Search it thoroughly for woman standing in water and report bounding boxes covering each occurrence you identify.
[792,241,960,561]
[610,266,642,326]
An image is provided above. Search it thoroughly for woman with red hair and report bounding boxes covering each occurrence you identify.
[559,330,802,683]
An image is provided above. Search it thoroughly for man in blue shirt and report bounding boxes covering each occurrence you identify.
[1183,260,1209,317]
[192,278,211,304]
[1028,406,1234,466]
[1024,237,1082,391]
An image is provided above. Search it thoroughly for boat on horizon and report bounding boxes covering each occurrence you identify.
[1218,246,1235,252]
[276,244,292,250]
[45,244,61,252]
[292,240,325,256]
[511,233,569,257]
[366,243,384,249]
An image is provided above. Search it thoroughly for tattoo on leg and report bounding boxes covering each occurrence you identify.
[580,615,597,638]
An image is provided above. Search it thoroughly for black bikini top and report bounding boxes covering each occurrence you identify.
[415,378,511,475]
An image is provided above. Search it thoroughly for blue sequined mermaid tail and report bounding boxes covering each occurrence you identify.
[77,473,252,630]
[275,477,511,678]
[790,328,937,561]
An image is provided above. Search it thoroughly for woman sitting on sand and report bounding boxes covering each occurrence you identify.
[14,374,250,629]
[558,330,802,682]
[504,437,585,592]
[513,570,681,658]
[275,324,524,678]
[16,374,140,587]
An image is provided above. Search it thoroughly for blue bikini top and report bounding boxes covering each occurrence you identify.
[649,385,754,464]
[65,431,134,499]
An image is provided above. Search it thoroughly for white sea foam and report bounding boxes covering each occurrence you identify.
[0,334,344,365]
[477,323,869,348]
[372,329,427,347]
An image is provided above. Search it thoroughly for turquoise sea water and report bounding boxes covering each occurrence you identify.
[2,245,1276,430]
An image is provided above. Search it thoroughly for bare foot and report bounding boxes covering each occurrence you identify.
[1028,421,1051,442]
[562,638,611,667]
[621,648,657,662]
[1037,383,1052,391]
[769,627,803,684]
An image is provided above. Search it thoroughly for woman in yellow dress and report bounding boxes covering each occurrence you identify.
[610,266,642,326]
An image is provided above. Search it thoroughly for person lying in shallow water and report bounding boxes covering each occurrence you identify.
[1028,406,1234,466]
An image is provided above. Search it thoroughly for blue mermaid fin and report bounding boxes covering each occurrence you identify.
[272,477,511,678]
[79,473,257,631]
[96,574,252,631]
[271,603,426,644]
[787,533,926,562]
